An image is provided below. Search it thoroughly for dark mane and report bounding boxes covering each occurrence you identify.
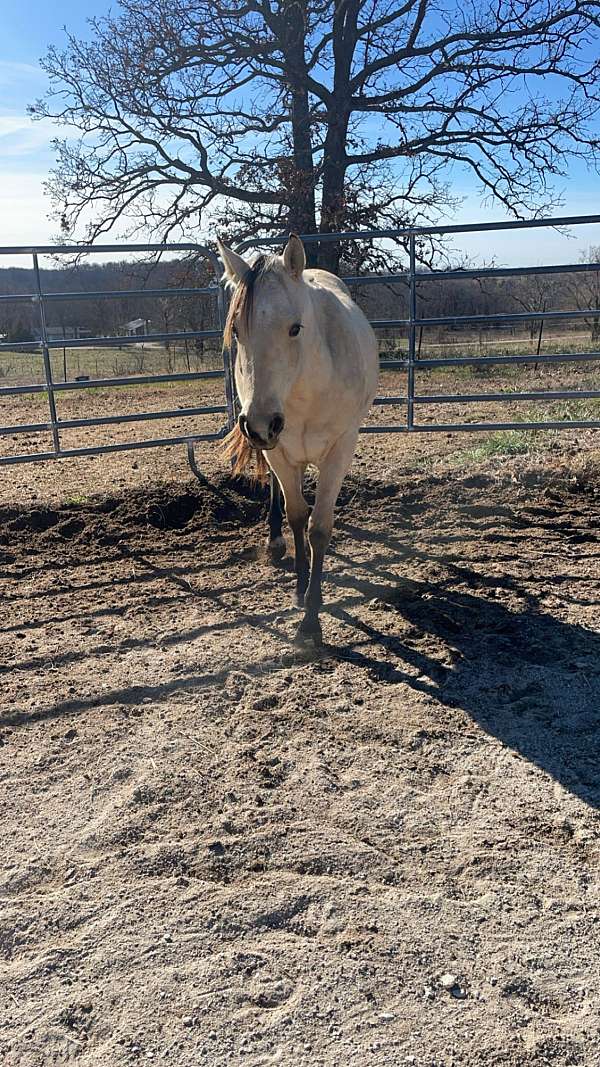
[223,254,277,346]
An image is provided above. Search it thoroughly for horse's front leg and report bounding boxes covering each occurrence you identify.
[266,453,310,606]
[296,431,358,647]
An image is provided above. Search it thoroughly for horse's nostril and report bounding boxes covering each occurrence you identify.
[268,414,285,440]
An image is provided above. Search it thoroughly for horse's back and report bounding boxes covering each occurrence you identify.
[304,268,352,300]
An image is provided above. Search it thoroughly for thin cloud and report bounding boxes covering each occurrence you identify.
[0,59,45,86]
[0,172,53,258]
[0,114,56,159]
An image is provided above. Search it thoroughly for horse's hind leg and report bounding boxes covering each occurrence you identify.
[296,431,358,647]
[266,472,286,561]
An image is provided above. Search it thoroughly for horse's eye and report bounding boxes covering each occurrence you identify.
[289,323,302,337]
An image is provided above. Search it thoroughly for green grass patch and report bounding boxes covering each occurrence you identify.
[456,429,541,463]
[449,398,600,467]
[544,398,600,421]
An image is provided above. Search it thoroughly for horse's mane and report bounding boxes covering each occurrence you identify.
[222,253,279,483]
[222,425,269,483]
[223,253,279,347]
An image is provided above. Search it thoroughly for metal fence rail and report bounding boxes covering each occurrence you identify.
[0,242,236,467]
[237,214,600,436]
[1,215,600,468]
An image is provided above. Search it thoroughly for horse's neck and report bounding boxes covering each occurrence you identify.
[295,294,334,398]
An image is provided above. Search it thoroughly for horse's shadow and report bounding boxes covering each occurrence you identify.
[321,520,600,812]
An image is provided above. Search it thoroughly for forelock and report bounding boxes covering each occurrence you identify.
[223,253,283,345]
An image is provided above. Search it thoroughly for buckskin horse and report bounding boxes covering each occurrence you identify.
[218,234,378,646]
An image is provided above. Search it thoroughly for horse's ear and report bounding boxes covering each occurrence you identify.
[216,238,251,287]
[283,233,306,279]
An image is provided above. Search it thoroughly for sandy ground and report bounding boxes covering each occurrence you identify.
[1,422,599,1066]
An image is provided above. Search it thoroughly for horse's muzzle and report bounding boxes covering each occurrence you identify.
[238,412,284,449]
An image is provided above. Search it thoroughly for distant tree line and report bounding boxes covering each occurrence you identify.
[1,247,599,347]
[357,247,600,343]
[0,258,217,348]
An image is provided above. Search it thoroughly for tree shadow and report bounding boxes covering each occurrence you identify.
[325,522,600,811]
[2,509,598,813]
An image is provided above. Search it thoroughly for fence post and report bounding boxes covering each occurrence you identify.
[407,234,416,431]
[33,252,61,456]
[536,307,545,358]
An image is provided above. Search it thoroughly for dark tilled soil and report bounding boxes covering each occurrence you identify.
[1,460,599,1066]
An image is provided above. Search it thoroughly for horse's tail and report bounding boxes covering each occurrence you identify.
[222,424,269,483]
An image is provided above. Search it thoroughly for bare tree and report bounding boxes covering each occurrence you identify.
[22,0,600,274]
[507,273,560,343]
[567,246,600,342]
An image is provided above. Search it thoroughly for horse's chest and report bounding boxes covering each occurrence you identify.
[278,420,336,466]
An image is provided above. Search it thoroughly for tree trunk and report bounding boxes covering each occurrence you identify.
[279,0,318,266]
[317,0,359,273]
[319,113,349,273]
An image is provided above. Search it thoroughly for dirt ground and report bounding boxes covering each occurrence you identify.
[1,421,600,1066]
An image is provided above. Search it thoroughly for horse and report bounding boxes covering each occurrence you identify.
[217,234,379,646]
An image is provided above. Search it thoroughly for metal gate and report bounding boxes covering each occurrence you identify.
[1,213,599,471]
[238,213,600,435]
[0,241,235,467]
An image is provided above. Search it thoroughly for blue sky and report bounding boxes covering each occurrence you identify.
[1,0,113,255]
[1,0,599,266]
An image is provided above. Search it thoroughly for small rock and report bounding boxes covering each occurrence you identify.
[450,986,467,999]
[208,840,225,855]
[182,1016,194,1028]
[439,973,458,990]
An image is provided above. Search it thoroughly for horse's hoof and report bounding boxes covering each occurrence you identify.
[294,619,323,648]
[267,535,286,562]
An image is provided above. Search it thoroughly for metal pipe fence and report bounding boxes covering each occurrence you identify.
[1,214,600,469]
[237,214,600,436]
[0,242,234,467]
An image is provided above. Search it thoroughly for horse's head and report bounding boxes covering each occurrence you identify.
[217,234,311,450]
